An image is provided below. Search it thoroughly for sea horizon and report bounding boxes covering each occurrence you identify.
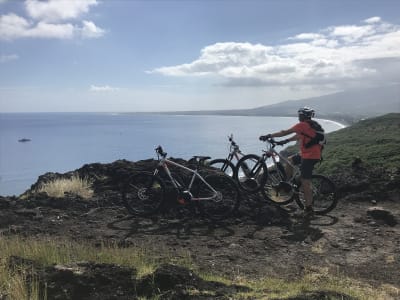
[0,113,345,196]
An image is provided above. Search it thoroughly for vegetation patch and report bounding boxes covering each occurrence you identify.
[318,113,400,174]
[1,236,395,299]
[36,175,94,199]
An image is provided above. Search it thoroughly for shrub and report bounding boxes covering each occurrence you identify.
[37,175,93,199]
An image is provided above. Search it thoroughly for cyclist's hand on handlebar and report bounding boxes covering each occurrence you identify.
[259,134,272,141]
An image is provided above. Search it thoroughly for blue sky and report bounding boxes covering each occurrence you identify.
[1,0,399,112]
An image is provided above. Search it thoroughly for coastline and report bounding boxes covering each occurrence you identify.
[157,110,354,127]
[316,118,347,129]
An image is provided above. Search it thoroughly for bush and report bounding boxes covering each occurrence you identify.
[37,175,93,199]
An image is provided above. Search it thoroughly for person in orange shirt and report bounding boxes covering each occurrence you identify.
[259,107,322,218]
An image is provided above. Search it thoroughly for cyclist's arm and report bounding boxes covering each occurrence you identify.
[285,133,300,142]
[270,128,295,138]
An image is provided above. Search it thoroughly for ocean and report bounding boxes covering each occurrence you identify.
[0,113,345,196]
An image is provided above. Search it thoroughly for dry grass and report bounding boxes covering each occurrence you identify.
[1,236,398,300]
[0,236,192,299]
[36,175,93,199]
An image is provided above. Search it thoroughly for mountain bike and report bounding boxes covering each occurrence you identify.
[122,146,240,220]
[207,134,244,178]
[207,134,260,194]
[235,138,337,214]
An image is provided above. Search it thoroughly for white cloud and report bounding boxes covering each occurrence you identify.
[81,20,105,38]
[0,0,104,40]
[30,21,74,39]
[90,85,120,92]
[25,0,98,22]
[329,25,375,42]
[0,14,74,40]
[0,13,31,40]
[0,53,18,63]
[150,17,400,89]
[364,16,381,24]
[290,33,324,40]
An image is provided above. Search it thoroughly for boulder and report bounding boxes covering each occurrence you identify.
[367,206,398,226]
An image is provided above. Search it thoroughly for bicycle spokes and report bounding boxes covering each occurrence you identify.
[236,154,268,193]
[122,173,165,216]
[295,174,337,215]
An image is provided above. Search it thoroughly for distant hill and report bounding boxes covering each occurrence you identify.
[164,85,400,124]
[314,113,400,174]
[246,84,400,123]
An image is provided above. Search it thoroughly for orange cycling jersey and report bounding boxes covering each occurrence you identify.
[291,121,322,160]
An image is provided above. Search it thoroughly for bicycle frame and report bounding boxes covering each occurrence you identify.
[154,149,219,202]
[225,134,245,164]
[262,141,300,182]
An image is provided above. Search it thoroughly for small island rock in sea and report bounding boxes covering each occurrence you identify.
[18,138,31,143]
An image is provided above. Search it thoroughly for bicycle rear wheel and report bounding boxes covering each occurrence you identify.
[235,154,268,193]
[208,158,237,178]
[295,174,337,215]
[261,162,295,205]
[122,172,166,216]
[195,174,240,220]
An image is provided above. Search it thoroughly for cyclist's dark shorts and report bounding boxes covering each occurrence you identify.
[291,154,319,179]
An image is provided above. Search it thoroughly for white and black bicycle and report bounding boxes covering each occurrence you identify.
[122,146,240,220]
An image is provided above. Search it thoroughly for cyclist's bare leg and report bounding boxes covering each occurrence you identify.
[301,178,313,208]
[284,156,295,179]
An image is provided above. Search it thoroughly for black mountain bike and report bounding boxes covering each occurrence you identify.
[207,134,245,178]
[235,138,337,214]
[122,146,240,220]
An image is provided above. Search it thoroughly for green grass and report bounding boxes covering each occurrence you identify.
[318,113,400,174]
[1,236,397,300]
[0,236,192,299]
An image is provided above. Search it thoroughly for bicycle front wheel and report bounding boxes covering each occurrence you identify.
[122,172,166,216]
[235,154,268,193]
[295,174,337,215]
[261,162,295,205]
[208,158,237,178]
[195,174,240,220]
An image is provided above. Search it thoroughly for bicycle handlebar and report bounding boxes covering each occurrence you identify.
[228,134,239,150]
[262,137,289,148]
[263,137,279,148]
[155,145,167,158]
[265,137,275,143]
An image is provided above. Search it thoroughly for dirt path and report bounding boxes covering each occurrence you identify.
[1,192,399,287]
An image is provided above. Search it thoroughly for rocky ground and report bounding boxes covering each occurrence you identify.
[1,158,399,299]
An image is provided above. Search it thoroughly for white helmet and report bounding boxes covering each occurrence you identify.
[298,106,315,119]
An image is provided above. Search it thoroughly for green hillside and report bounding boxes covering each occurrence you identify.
[316,113,400,173]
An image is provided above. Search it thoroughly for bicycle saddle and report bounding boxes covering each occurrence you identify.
[191,156,211,163]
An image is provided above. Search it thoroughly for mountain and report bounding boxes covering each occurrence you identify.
[246,84,400,123]
[164,84,400,124]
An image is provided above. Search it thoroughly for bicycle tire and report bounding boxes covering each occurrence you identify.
[295,174,337,215]
[208,158,237,178]
[261,162,295,205]
[235,154,268,193]
[122,172,166,216]
[195,174,240,220]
